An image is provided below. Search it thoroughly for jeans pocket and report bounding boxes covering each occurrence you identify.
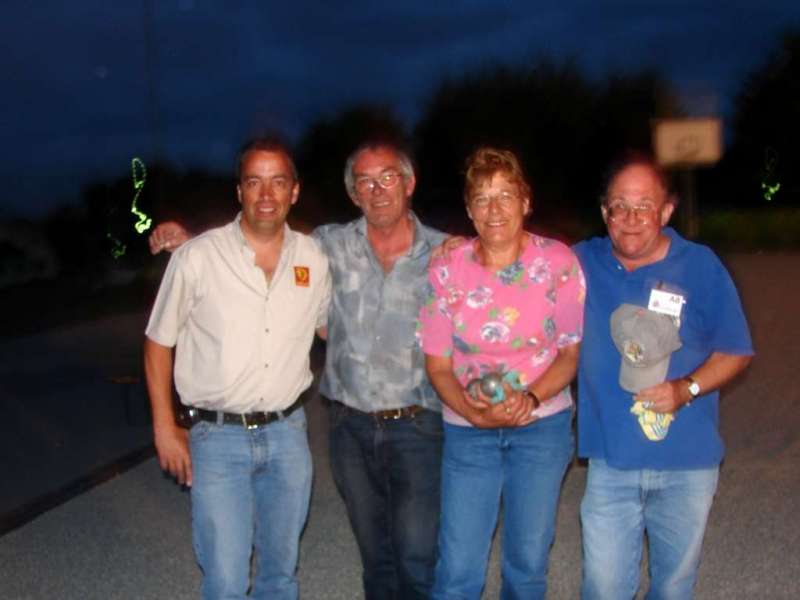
[413,410,444,438]
[284,408,308,432]
[190,420,213,444]
[534,410,575,460]
[327,400,347,429]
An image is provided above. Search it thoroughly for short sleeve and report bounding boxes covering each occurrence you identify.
[144,249,195,347]
[551,244,585,348]
[699,253,753,355]
[417,257,455,358]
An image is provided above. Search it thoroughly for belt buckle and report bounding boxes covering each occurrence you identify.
[377,408,404,420]
[241,413,259,430]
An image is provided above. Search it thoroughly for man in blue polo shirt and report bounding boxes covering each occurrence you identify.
[574,153,753,599]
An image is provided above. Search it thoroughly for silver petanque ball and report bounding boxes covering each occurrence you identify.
[466,378,482,399]
[480,372,504,399]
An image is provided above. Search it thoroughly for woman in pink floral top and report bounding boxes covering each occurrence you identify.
[419,148,585,599]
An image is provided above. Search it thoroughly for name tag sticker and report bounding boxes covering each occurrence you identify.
[648,288,684,317]
[294,266,310,287]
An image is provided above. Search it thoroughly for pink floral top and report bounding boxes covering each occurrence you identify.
[418,234,585,426]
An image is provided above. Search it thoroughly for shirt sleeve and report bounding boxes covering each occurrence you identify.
[144,249,195,347]
[311,224,332,254]
[698,252,753,355]
[417,256,455,358]
[551,244,586,348]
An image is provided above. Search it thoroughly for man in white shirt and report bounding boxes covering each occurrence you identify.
[144,137,331,600]
[148,140,445,599]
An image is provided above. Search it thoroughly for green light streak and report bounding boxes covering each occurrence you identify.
[761,147,781,202]
[761,181,781,202]
[130,157,152,233]
[107,233,127,259]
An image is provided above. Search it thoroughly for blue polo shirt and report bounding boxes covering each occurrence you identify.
[574,228,753,470]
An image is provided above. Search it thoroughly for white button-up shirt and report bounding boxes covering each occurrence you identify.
[145,214,331,413]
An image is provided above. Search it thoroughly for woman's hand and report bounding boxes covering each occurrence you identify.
[426,355,538,429]
[463,384,538,428]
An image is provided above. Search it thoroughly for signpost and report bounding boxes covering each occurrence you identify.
[652,118,722,238]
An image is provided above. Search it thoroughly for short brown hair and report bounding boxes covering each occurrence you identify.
[236,135,297,182]
[464,147,532,204]
[601,150,675,206]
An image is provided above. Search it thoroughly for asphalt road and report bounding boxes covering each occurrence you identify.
[0,253,797,599]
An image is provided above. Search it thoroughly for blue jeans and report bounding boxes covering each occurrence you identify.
[432,410,574,600]
[189,408,312,600]
[328,401,443,600]
[580,458,719,600]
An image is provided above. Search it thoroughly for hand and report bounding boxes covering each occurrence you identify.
[634,379,689,414]
[463,385,538,428]
[154,424,192,486]
[506,388,539,426]
[149,221,190,255]
[430,236,467,261]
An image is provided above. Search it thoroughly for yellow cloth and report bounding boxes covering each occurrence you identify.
[630,401,675,441]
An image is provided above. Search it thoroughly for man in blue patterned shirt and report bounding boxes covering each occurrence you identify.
[149,140,446,600]
[314,141,446,600]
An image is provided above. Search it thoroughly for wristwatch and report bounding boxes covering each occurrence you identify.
[686,376,701,398]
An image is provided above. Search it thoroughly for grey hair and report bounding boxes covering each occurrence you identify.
[343,142,415,197]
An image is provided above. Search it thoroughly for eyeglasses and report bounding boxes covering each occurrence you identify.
[469,191,519,209]
[604,199,658,223]
[354,170,402,194]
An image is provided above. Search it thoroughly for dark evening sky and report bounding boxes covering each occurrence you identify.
[3,0,799,218]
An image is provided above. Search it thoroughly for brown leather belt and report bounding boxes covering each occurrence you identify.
[330,400,424,421]
[372,405,424,420]
[186,398,303,430]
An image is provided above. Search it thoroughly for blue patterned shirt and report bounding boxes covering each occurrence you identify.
[313,213,447,412]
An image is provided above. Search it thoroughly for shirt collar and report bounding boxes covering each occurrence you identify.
[600,225,685,268]
[354,211,433,259]
[233,211,296,256]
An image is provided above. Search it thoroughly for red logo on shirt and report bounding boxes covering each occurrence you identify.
[294,266,310,287]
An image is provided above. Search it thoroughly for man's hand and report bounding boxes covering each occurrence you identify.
[430,236,468,261]
[634,379,689,414]
[144,338,191,485]
[154,423,193,486]
[149,221,190,255]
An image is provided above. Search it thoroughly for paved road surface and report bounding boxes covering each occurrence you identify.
[0,253,797,598]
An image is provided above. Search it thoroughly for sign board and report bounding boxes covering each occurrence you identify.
[652,118,722,167]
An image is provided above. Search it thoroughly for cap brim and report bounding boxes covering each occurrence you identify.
[619,356,671,393]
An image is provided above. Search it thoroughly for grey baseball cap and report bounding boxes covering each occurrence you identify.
[610,304,682,393]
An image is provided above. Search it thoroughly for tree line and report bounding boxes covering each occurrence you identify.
[40,30,800,278]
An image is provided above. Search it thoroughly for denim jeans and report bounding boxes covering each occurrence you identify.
[189,408,312,600]
[580,458,719,600]
[432,409,574,600]
[328,401,443,600]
